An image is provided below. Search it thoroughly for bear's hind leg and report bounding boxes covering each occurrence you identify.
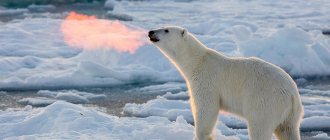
[274,119,301,140]
[274,102,302,140]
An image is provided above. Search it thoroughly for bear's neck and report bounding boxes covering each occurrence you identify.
[171,35,210,79]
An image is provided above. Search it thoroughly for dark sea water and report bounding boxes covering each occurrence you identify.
[0,84,165,116]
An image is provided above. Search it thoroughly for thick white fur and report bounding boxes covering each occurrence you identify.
[149,26,303,140]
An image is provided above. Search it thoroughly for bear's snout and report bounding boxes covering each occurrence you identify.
[148,30,159,42]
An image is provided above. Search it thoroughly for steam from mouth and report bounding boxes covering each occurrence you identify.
[61,12,148,54]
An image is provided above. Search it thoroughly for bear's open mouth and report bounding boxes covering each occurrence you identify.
[149,37,159,42]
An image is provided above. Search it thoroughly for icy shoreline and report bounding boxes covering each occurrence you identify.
[0,101,239,140]
[1,86,330,139]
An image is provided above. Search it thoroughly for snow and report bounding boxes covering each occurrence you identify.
[13,90,330,139]
[38,90,106,100]
[37,90,106,103]
[0,0,329,89]
[301,116,330,131]
[163,91,189,100]
[1,0,330,139]
[124,96,193,121]
[104,0,115,11]
[106,12,133,21]
[135,82,187,94]
[124,89,330,130]
[124,92,246,128]
[0,101,239,140]
[300,88,330,97]
[0,8,27,17]
[238,27,330,76]
[312,133,330,140]
[17,90,106,106]
[0,17,177,89]
[18,97,57,107]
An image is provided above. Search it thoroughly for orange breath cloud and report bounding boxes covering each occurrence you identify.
[61,12,147,53]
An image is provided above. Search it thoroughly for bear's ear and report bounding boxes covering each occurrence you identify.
[181,28,187,37]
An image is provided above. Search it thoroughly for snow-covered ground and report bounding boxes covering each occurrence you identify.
[0,101,241,140]
[0,81,329,139]
[18,90,106,106]
[1,84,330,139]
[1,0,330,139]
[124,88,330,132]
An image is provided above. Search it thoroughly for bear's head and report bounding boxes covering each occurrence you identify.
[148,26,188,59]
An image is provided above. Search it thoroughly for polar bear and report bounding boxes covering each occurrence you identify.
[148,26,303,140]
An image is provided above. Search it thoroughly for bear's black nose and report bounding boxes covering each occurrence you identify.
[148,30,159,42]
[148,31,154,36]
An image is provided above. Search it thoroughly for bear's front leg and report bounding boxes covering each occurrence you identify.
[191,91,220,140]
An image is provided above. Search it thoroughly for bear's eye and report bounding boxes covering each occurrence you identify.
[164,29,169,33]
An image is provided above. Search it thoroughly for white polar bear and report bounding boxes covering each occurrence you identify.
[148,26,303,140]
